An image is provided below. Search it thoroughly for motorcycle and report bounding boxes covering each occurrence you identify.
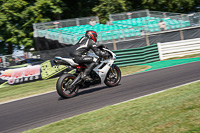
[54,46,121,98]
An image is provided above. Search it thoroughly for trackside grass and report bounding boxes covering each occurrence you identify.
[23,81,200,133]
[0,65,149,103]
[119,65,151,75]
[0,78,58,103]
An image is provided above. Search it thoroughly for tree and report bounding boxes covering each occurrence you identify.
[0,0,66,55]
[92,0,128,24]
[61,0,99,19]
[141,0,199,13]
[126,0,143,11]
[0,0,28,54]
[1,0,199,55]
[0,43,8,55]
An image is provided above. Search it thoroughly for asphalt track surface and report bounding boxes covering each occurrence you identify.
[0,61,200,133]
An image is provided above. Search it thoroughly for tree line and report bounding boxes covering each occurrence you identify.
[0,0,199,55]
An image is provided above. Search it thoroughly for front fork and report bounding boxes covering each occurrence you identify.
[109,65,116,78]
[110,66,114,73]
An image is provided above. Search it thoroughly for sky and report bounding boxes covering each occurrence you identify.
[12,50,24,57]
[12,45,25,57]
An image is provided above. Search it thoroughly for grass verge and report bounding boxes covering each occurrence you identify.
[23,81,200,133]
[0,65,149,103]
[0,78,58,103]
[120,65,151,75]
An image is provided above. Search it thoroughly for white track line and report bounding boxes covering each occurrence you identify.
[0,90,56,105]
[113,79,200,106]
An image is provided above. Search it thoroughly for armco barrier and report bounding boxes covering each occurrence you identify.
[157,38,200,60]
[113,44,160,67]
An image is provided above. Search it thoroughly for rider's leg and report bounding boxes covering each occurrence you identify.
[82,62,96,80]
[74,55,97,81]
[82,56,97,81]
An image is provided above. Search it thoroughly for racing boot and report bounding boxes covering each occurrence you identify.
[82,63,96,82]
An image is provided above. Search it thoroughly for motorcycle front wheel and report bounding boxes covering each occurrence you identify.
[56,74,79,98]
[104,65,121,87]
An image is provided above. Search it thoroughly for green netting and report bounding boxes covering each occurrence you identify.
[113,44,160,67]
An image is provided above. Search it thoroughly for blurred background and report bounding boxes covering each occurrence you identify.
[0,0,200,68]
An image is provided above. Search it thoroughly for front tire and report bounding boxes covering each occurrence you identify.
[104,65,121,87]
[56,74,79,98]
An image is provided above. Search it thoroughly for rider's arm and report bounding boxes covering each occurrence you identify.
[92,46,109,57]
[90,43,109,57]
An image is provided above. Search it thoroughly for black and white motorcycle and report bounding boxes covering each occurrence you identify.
[54,46,121,98]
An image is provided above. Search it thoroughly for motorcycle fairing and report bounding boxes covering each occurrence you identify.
[93,59,114,83]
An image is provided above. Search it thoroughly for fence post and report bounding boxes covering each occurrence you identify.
[146,9,150,17]
[32,23,38,37]
[96,16,100,24]
[76,18,79,26]
[145,33,150,46]
[180,30,184,40]
[122,29,126,41]
[58,30,62,43]
[2,56,6,68]
[112,39,117,50]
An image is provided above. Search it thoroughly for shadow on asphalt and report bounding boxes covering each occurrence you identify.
[77,86,108,96]
[58,84,121,101]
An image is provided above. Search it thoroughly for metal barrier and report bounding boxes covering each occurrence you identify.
[113,44,160,67]
[33,10,199,46]
[188,12,200,26]
[33,16,99,37]
[0,52,40,68]
[150,11,200,26]
[109,10,200,28]
[110,10,191,32]
[157,38,200,60]
[109,10,149,21]
[0,55,14,68]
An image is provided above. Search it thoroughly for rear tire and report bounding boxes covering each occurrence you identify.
[104,65,121,87]
[56,74,79,98]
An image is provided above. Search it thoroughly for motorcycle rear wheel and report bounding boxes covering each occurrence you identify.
[104,65,121,87]
[56,74,79,98]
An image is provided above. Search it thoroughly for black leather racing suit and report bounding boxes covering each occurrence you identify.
[70,36,108,78]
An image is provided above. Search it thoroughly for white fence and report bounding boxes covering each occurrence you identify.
[157,38,200,60]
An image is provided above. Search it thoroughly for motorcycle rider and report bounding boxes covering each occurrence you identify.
[70,30,109,81]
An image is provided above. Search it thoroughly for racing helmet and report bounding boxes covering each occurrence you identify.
[85,30,97,42]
